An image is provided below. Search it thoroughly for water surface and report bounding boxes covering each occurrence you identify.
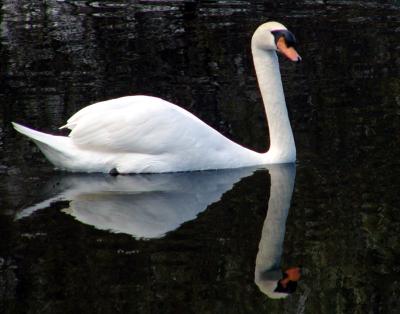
[1,1,400,313]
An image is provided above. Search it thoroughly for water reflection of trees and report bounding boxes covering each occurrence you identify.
[1,1,400,313]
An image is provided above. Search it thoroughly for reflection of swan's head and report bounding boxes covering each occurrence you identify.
[252,21,301,62]
[272,267,301,299]
[258,267,301,299]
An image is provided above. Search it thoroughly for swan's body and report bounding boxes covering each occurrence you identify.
[13,21,300,174]
[13,96,270,173]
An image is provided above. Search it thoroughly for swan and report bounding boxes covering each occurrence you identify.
[16,163,300,296]
[12,21,301,174]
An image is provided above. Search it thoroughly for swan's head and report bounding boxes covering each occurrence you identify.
[252,21,301,62]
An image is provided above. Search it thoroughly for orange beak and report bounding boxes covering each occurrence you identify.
[277,37,302,62]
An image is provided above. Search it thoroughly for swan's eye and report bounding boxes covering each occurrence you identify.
[271,30,297,48]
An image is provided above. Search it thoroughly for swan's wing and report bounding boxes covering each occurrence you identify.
[65,96,231,155]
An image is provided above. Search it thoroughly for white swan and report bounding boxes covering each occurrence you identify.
[12,21,301,174]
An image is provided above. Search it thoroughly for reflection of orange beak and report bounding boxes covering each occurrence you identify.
[277,37,302,62]
[279,267,302,288]
[285,267,302,282]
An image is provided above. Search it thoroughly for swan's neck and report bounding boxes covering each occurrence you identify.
[252,46,296,163]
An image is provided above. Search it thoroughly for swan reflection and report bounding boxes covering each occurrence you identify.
[17,167,258,239]
[18,164,300,297]
[255,163,301,299]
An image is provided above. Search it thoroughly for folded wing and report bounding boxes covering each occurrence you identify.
[65,96,232,155]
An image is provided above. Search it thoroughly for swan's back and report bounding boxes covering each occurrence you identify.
[65,96,240,155]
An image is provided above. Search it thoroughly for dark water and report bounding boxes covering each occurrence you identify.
[1,0,400,313]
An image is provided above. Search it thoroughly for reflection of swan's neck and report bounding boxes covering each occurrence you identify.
[256,165,295,271]
[252,46,295,162]
[254,164,296,298]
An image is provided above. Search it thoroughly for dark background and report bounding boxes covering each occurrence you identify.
[1,1,400,313]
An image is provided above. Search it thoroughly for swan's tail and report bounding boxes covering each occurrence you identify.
[13,122,58,144]
[12,122,74,169]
